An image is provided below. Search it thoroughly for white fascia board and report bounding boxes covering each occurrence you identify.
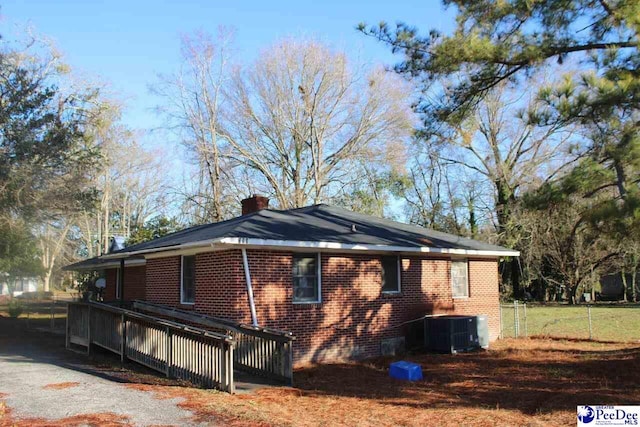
[144,245,228,259]
[212,237,520,257]
[98,236,520,260]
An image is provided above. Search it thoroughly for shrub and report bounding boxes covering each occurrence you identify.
[7,300,23,318]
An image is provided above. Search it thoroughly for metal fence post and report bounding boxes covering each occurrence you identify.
[499,304,503,339]
[523,303,528,338]
[587,305,593,340]
[514,300,519,338]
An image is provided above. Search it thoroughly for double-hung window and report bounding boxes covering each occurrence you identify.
[451,259,469,298]
[293,253,320,303]
[381,256,401,293]
[181,255,196,304]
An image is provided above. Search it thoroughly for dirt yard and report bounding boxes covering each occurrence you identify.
[1,317,638,426]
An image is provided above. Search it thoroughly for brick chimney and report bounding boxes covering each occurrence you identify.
[241,195,270,215]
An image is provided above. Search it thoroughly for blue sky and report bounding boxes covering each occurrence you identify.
[3,0,453,134]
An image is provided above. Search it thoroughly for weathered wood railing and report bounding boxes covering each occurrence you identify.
[66,302,235,392]
[131,300,295,385]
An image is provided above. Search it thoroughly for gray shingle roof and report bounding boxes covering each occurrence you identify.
[67,205,516,270]
[65,204,514,270]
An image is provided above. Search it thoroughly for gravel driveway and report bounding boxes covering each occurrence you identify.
[0,318,205,426]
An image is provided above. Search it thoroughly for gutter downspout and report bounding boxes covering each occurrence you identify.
[241,249,258,326]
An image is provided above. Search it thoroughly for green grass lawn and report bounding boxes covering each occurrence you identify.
[501,304,640,342]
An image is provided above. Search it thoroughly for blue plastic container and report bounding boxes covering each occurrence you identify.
[389,361,423,381]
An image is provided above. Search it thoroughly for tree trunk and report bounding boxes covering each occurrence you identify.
[43,273,51,292]
[495,179,520,298]
[568,284,578,305]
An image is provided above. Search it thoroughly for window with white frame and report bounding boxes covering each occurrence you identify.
[381,256,401,293]
[292,253,320,303]
[451,260,469,298]
[181,255,196,304]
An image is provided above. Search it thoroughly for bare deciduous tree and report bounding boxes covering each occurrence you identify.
[157,34,415,219]
[37,220,73,292]
[154,29,236,223]
[438,83,575,237]
[76,103,171,258]
[222,39,413,209]
[432,82,577,297]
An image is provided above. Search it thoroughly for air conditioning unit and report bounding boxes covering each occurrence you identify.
[406,315,489,354]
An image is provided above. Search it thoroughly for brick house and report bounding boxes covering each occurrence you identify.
[67,196,518,366]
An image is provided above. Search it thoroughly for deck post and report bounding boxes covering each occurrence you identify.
[220,342,227,391]
[120,312,127,362]
[87,304,92,355]
[227,343,235,394]
[165,326,172,378]
[285,341,293,386]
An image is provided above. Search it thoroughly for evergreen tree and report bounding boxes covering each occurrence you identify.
[361,0,639,298]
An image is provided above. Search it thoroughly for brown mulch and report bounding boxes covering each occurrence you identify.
[0,411,131,427]
[42,382,80,390]
[2,336,637,426]
[120,338,640,427]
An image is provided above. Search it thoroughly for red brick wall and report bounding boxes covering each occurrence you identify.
[104,265,146,302]
[447,259,501,342]
[143,249,500,366]
[145,257,182,307]
[246,252,499,364]
[194,251,249,321]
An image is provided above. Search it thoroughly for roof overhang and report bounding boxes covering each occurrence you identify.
[98,236,520,260]
[64,258,146,271]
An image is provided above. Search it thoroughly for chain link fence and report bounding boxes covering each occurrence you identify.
[500,302,640,342]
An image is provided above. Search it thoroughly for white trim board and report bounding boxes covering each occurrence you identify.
[212,237,520,258]
[99,236,520,260]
